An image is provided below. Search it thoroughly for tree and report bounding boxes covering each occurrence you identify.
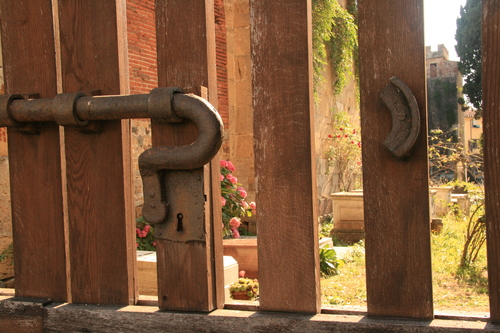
[455,0,482,117]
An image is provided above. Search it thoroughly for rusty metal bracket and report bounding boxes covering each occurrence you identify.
[0,94,24,127]
[52,92,89,126]
[139,93,223,242]
[380,76,421,160]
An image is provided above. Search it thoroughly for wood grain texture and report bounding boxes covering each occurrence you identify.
[358,1,433,319]
[0,0,68,302]
[250,0,320,313]
[58,0,136,305]
[482,0,500,323]
[154,0,223,311]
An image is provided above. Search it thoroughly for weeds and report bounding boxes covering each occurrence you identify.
[321,207,489,312]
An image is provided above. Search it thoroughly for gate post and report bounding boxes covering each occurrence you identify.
[57,0,136,305]
[250,0,321,313]
[358,0,434,319]
[0,0,68,302]
[153,0,224,311]
[483,0,500,323]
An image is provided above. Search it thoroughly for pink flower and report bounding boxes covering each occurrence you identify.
[221,196,226,206]
[226,174,237,184]
[231,227,240,239]
[143,224,150,233]
[230,217,241,228]
[239,270,246,278]
[139,231,147,238]
[220,174,224,181]
[226,161,236,172]
[136,242,139,248]
[238,189,247,198]
[249,201,256,214]
[241,200,249,209]
[152,242,156,247]
[220,160,228,168]
[136,228,140,235]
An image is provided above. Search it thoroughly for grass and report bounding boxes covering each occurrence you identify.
[321,204,489,313]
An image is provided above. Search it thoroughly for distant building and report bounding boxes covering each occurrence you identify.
[425,44,464,141]
[464,108,483,154]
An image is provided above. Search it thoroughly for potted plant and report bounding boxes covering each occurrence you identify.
[229,276,259,301]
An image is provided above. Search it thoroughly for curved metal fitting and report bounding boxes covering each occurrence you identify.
[0,94,24,127]
[52,92,88,126]
[139,93,223,225]
[380,76,420,160]
[148,87,184,123]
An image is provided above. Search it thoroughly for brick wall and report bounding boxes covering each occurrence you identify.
[127,0,158,94]
[215,0,230,131]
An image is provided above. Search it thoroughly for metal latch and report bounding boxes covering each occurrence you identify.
[139,92,223,242]
[0,87,224,242]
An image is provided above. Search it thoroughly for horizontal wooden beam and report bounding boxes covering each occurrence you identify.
[0,300,482,332]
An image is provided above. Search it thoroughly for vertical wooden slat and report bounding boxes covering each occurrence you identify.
[0,0,68,301]
[483,0,500,323]
[58,0,136,305]
[154,0,224,311]
[358,1,433,319]
[250,0,320,313]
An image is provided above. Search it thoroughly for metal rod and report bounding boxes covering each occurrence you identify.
[9,93,150,122]
[4,87,181,125]
[75,94,151,120]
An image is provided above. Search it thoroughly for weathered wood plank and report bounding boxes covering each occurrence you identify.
[250,0,320,313]
[154,0,223,311]
[0,297,50,333]
[41,304,497,332]
[358,1,433,319]
[0,0,68,302]
[482,0,500,324]
[58,0,136,305]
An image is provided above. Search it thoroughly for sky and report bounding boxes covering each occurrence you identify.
[424,0,468,61]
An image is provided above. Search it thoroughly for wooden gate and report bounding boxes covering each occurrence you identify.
[1,0,500,331]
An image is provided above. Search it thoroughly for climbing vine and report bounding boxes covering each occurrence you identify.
[312,0,358,95]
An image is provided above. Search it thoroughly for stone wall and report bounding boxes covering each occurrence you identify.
[224,0,255,201]
[315,57,359,220]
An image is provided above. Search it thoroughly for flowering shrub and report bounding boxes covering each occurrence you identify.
[136,216,156,251]
[326,110,362,191]
[220,160,255,238]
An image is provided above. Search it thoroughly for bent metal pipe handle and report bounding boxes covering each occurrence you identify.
[139,93,224,225]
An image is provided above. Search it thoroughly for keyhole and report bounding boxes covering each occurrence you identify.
[177,213,184,232]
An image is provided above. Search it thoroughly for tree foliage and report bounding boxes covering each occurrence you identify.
[455,0,482,116]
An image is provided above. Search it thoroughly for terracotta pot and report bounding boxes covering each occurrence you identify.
[231,291,252,300]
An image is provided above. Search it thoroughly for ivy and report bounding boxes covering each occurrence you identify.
[312,0,358,95]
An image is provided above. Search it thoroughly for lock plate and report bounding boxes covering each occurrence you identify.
[154,168,206,242]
